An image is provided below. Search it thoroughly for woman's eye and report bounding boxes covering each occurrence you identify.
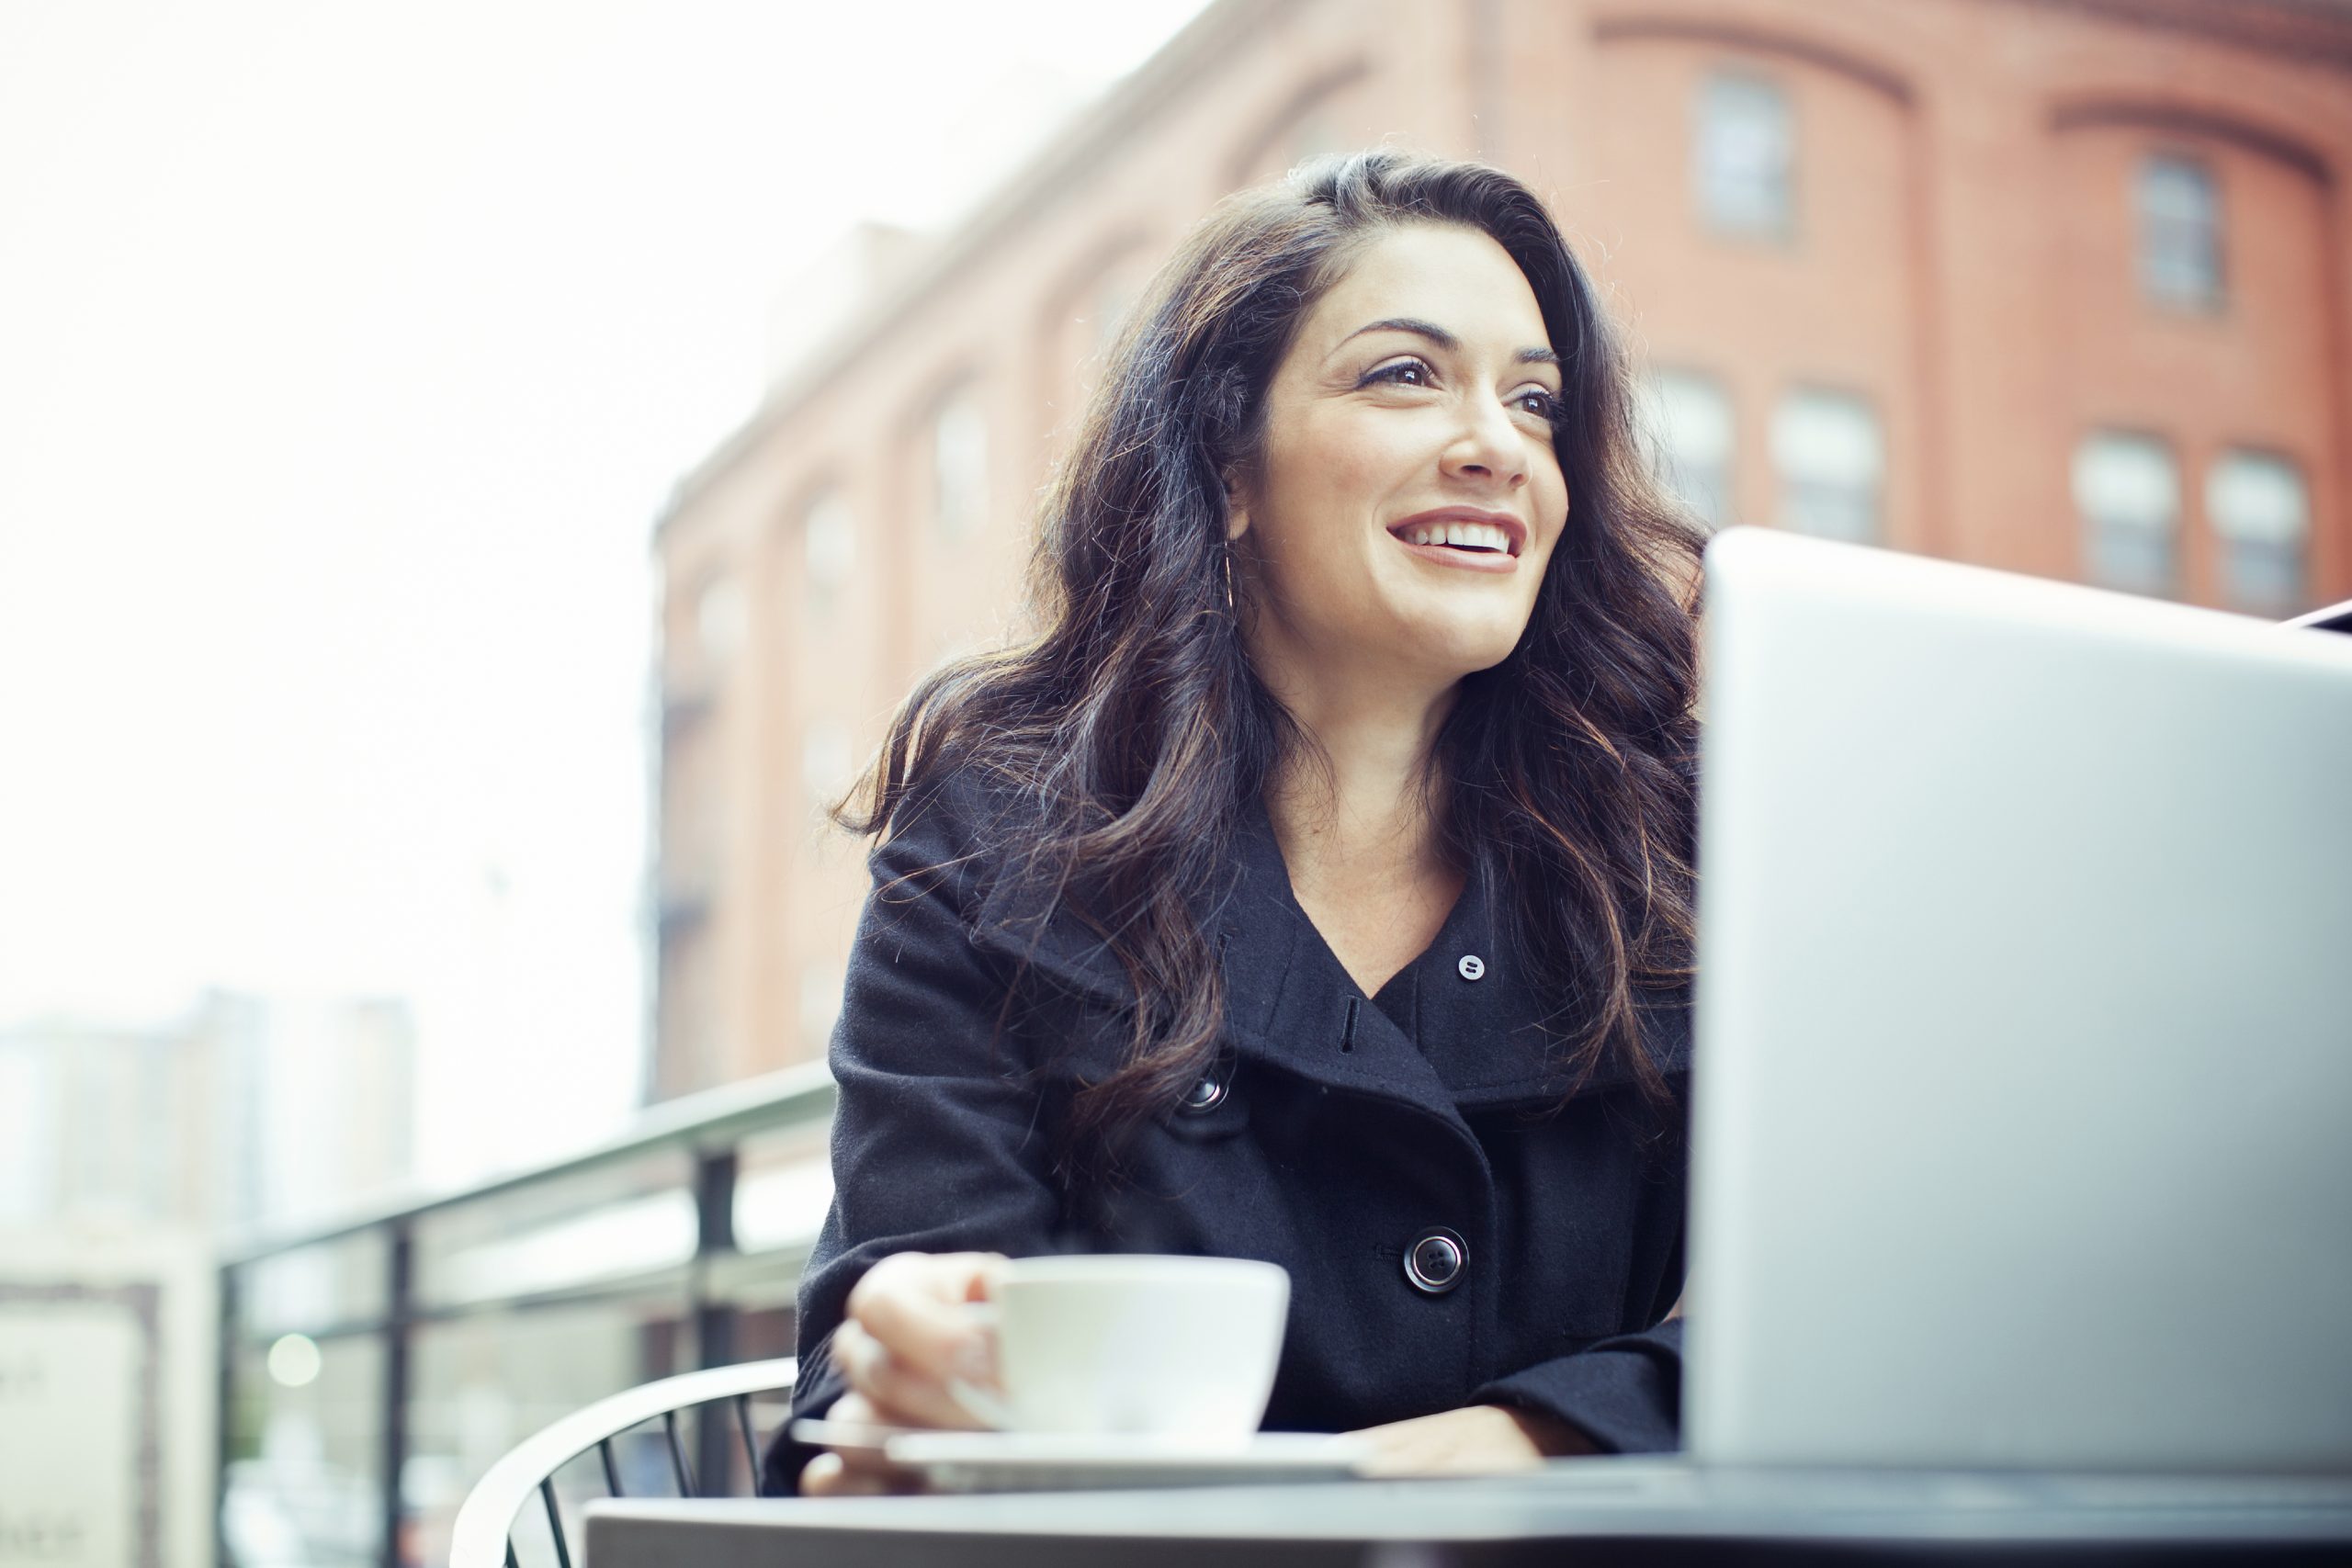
[1513,387,1560,419]
[1364,357,1435,389]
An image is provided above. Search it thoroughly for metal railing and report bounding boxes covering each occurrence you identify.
[215,1062,837,1568]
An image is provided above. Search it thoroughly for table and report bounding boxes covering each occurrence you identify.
[582,1460,2352,1566]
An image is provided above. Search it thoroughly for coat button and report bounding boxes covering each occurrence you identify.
[1403,1226,1467,1294]
[1456,953,1486,981]
[1180,1074,1228,1114]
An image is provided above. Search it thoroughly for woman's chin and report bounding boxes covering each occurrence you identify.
[1396,616,1532,682]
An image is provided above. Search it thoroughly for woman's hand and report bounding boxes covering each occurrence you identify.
[799,1250,1007,1497]
[1349,1404,1596,1477]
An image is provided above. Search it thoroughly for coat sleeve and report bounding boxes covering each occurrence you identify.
[760,779,1069,1495]
[1472,1177,1686,1454]
[1469,1318,1685,1454]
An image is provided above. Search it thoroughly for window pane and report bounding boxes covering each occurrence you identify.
[801,719,852,808]
[1635,369,1736,530]
[2208,450,2310,615]
[403,1296,696,1568]
[1696,74,1792,237]
[695,575,744,668]
[933,392,989,542]
[803,492,854,604]
[411,1151,695,1310]
[656,923,720,1097]
[1092,271,1142,355]
[222,1334,385,1568]
[2138,155,2222,310]
[798,959,845,1055]
[732,1122,834,1258]
[232,1232,391,1339]
[2073,432,2181,597]
[1771,389,1883,544]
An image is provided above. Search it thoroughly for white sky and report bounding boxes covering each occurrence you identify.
[0,0,1211,1190]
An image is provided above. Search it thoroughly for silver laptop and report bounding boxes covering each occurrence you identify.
[1685,526,2352,1473]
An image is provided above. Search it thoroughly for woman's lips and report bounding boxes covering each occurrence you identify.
[1385,511,1527,574]
[1388,535,1520,574]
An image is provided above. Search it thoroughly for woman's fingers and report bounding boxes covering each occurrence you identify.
[800,1393,928,1496]
[845,1251,1005,1387]
[799,1449,925,1497]
[825,1250,1012,1452]
[834,1320,989,1430]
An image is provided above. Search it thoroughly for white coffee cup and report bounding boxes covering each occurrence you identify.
[951,1254,1290,1440]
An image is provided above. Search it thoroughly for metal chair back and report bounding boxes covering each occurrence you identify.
[447,1356,797,1568]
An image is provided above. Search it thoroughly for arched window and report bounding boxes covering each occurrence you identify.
[694,573,744,671]
[2138,153,2222,311]
[1635,368,1736,531]
[799,959,845,1053]
[1225,62,1374,191]
[932,389,989,543]
[801,491,855,613]
[1695,72,1794,240]
[1773,389,1883,543]
[2073,431,2180,596]
[2206,449,2309,615]
[800,719,853,811]
[1090,267,1145,358]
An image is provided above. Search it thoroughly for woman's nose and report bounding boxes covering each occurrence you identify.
[1443,395,1529,489]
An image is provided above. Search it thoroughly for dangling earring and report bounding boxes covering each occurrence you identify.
[1221,544,1237,615]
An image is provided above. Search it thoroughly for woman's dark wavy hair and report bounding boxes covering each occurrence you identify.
[843,150,1705,1184]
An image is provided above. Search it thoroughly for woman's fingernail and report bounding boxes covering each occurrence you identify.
[953,1340,996,1386]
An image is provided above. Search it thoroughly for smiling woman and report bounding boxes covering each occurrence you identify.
[769,152,1707,1496]
[1234,227,1573,747]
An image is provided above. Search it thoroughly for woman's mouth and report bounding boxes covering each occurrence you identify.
[1396,520,1514,554]
[1385,513,1525,573]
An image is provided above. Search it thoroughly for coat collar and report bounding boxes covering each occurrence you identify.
[971,791,1689,1111]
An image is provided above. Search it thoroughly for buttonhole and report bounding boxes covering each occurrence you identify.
[1340,998,1359,1054]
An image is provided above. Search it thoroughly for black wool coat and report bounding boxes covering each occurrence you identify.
[762,769,1690,1495]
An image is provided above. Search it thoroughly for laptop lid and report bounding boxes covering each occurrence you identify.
[2288,597,2352,636]
[1685,527,2352,1472]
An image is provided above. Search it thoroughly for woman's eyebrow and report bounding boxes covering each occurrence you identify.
[1341,317,1559,369]
[1343,316,1460,351]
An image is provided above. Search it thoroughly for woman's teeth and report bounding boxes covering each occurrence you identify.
[1399,520,1510,553]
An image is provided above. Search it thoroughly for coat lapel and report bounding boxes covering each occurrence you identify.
[1402,853,1692,1111]
[1212,817,1459,1117]
[967,791,1690,1111]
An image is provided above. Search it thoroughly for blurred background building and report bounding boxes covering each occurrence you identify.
[1,994,415,1567]
[648,0,2352,1102]
[0,992,417,1235]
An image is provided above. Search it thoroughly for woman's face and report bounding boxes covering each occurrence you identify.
[1230,222,1569,691]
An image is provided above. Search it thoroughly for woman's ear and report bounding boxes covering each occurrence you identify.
[1221,469,1251,542]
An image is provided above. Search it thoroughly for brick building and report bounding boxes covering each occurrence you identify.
[648,0,2352,1099]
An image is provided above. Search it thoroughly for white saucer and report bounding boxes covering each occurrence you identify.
[882,1430,1371,1493]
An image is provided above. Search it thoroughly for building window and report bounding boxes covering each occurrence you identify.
[1283,112,1348,175]
[1635,369,1736,530]
[933,389,989,542]
[695,574,744,669]
[1771,389,1883,544]
[1091,270,1143,357]
[1695,73,1793,239]
[2207,449,2310,616]
[802,491,854,610]
[658,927,722,1097]
[801,719,854,810]
[2138,154,2222,310]
[2073,432,2181,597]
[799,960,845,1053]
